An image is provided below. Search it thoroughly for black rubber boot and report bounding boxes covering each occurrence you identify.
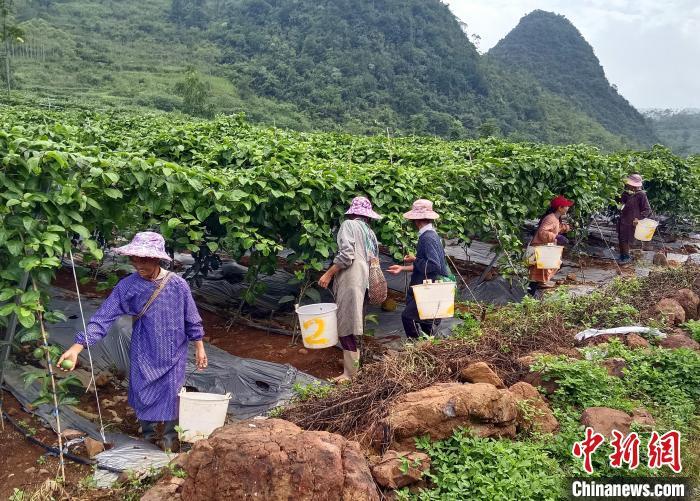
[162,420,180,453]
[139,420,157,445]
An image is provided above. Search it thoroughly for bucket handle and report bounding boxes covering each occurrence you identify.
[178,388,232,400]
[295,282,336,310]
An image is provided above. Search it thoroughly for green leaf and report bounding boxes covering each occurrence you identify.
[206,241,219,252]
[278,295,296,304]
[71,224,90,239]
[168,218,183,228]
[6,240,23,256]
[104,188,122,199]
[304,288,321,303]
[0,289,17,301]
[0,303,17,316]
[18,308,36,329]
[23,217,35,233]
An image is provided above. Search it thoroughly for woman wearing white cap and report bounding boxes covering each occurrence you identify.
[617,174,652,264]
[388,199,448,339]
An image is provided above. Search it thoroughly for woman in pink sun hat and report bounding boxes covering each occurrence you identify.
[58,231,208,452]
[318,196,381,382]
[617,174,652,264]
[388,199,449,339]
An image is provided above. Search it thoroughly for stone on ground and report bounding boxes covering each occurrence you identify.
[379,383,517,451]
[653,298,686,325]
[631,408,656,430]
[459,362,505,388]
[371,450,430,489]
[84,437,105,458]
[652,252,668,266]
[625,334,650,349]
[508,382,559,434]
[601,358,626,378]
[580,407,632,438]
[673,289,699,320]
[659,334,700,351]
[144,419,379,501]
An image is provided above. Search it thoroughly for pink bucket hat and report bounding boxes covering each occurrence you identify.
[403,199,439,220]
[626,174,643,188]
[113,231,172,261]
[346,196,381,220]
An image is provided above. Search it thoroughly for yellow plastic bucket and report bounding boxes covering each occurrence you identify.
[534,244,563,270]
[411,280,456,320]
[634,218,658,242]
[178,389,231,442]
[295,303,339,349]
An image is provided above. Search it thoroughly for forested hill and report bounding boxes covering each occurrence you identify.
[488,10,657,147]
[7,1,656,149]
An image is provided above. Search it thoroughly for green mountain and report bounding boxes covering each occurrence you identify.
[488,10,657,147]
[4,1,653,149]
[644,109,700,156]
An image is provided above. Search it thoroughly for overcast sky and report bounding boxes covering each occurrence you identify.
[446,0,700,110]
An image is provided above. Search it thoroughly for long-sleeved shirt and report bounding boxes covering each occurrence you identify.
[410,228,448,287]
[618,190,652,244]
[75,273,204,421]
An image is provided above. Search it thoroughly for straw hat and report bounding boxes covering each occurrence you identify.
[113,232,172,261]
[345,196,381,220]
[403,199,439,220]
[626,174,643,188]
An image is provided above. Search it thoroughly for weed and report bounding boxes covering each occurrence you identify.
[292,381,333,401]
[682,320,700,343]
[267,406,285,418]
[8,489,25,501]
[36,455,47,466]
[403,429,564,500]
[452,310,482,342]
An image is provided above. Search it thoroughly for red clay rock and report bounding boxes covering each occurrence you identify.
[509,382,559,434]
[674,289,700,320]
[653,298,686,325]
[601,358,627,378]
[61,428,86,441]
[625,334,650,349]
[652,252,668,266]
[380,383,518,451]
[659,334,700,351]
[84,437,105,458]
[631,408,656,430]
[581,407,632,438]
[371,451,430,489]
[520,371,559,396]
[145,419,379,501]
[459,362,505,388]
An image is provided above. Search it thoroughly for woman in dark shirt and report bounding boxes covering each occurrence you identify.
[618,174,652,264]
[388,199,448,339]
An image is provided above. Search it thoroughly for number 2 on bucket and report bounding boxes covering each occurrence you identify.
[302,318,328,346]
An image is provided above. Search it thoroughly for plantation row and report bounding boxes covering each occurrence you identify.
[1,105,699,304]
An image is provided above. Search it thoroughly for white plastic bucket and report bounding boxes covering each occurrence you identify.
[178,389,231,442]
[534,244,564,270]
[411,280,456,320]
[634,218,658,242]
[295,303,339,349]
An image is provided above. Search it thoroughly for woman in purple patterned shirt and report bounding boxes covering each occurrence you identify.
[58,232,207,452]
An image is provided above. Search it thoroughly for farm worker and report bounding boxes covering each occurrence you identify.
[527,195,573,295]
[387,199,449,339]
[318,196,381,383]
[617,173,652,264]
[58,232,207,452]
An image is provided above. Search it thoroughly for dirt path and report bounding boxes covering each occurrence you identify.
[0,393,92,499]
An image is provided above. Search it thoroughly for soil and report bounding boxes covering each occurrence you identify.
[200,310,343,380]
[0,393,92,499]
